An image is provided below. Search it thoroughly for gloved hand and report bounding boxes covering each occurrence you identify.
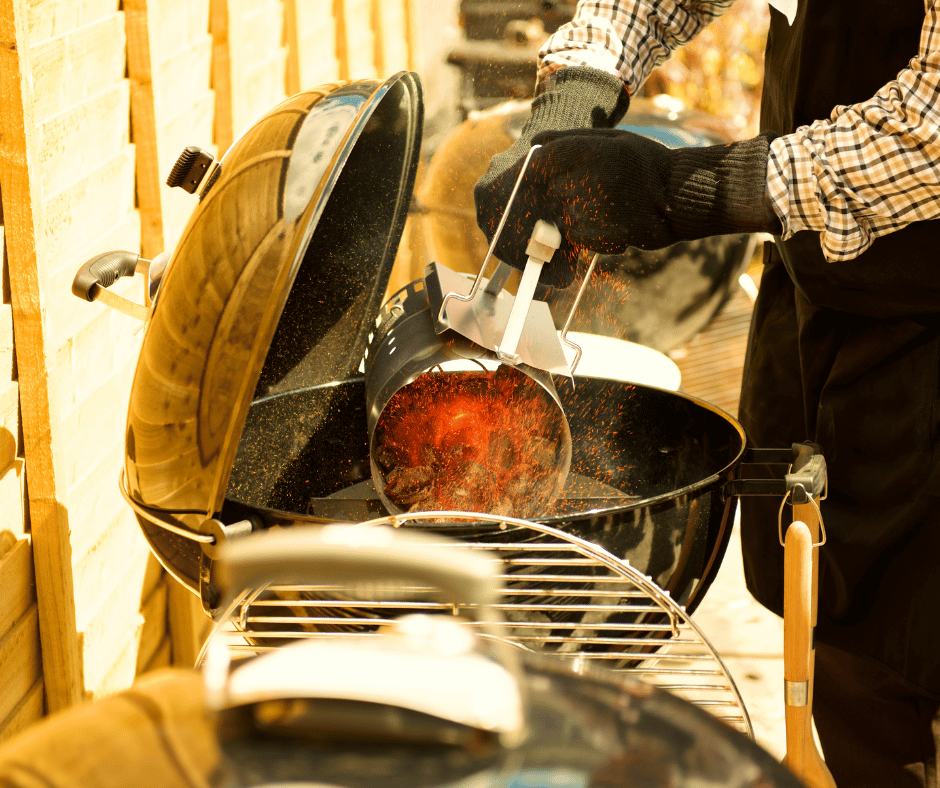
[473,66,630,287]
[475,126,782,288]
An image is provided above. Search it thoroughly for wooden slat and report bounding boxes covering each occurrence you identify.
[41,147,136,275]
[127,0,213,258]
[29,13,127,122]
[136,578,168,673]
[210,0,235,153]
[143,635,173,673]
[168,581,210,668]
[148,0,210,57]
[0,304,14,384]
[47,211,142,358]
[286,0,340,91]
[60,367,137,494]
[336,0,376,80]
[72,507,151,618]
[0,538,35,641]
[0,680,43,744]
[0,0,84,712]
[27,0,116,43]
[0,460,26,544]
[0,606,43,724]
[373,0,409,77]
[0,380,19,472]
[126,0,164,258]
[36,83,131,197]
[211,0,287,154]
[154,36,213,121]
[79,544,151,695]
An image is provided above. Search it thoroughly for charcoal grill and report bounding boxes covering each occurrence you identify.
[72,72,826,742]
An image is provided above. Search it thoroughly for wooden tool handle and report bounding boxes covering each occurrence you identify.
[784,520,813,684]
[783,512,837,788]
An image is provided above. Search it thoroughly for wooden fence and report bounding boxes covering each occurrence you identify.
[0,0,418,738]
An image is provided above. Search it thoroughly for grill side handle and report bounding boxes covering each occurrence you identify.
[726,442,827,500]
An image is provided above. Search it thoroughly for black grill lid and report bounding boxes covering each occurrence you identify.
[124,73,423,526]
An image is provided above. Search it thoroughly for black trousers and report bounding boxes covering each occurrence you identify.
[813,642,940,787]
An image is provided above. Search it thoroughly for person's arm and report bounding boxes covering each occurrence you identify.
[769,1,940,261]
[538,0,736,94]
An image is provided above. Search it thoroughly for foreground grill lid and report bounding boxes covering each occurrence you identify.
[124,73,423,534]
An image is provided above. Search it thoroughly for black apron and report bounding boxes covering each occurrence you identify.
[739,0,940,699]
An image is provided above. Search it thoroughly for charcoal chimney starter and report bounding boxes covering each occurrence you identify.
[364,277,572,518]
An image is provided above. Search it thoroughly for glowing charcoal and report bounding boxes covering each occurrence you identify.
[373,366,568,518]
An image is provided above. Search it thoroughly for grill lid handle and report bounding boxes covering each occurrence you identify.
[72,249,170,320]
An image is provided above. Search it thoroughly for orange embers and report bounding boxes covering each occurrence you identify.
[373,365,567,518]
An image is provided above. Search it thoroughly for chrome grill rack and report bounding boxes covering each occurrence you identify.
[200,513,752,738]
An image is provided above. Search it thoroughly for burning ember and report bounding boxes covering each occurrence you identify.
[373,365,569,518]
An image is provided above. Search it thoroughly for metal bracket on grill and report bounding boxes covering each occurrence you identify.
[201,517,256,559]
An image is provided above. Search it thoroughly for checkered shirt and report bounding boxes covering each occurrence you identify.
[539,0,940,261]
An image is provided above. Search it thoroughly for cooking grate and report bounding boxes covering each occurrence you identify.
[200,514,752,738]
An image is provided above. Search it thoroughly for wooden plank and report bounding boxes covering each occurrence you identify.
[0,606,42,724]
[60,368,137,493]
[127,7,211,259]
[36,83,131,197]
[1,226,7,303]
[41,147,136,273]
[0,0,84,712]
[285,0,339,91]
[284,0,300,94]
[373,0,410,77]
[157,89,215,177]
[0,538,35,641]
[0,380,19,472]
[64,445,132,552]
[153,35,213,121]
[210,0,235,153]
[212,0,287,151]
[403,0,418,72]
[71,495,151,615]
[0,680,44,744]
[336,0,376,80]
[52,295,142,423]
[46,210,141,358]
[27,0,117,43]
[79,546,151,696]
[136,578,168,673]
[126,0,164,258]
[143,635,172,673]
[141,553,165,603]
[0,302,15,384]
[0,460,26,544]
[149,0,210,58]
[240,49,289,131]
[29,13,127,122]
[168,581,209,667]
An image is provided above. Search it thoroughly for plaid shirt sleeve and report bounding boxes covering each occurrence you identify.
[768,1,940,261]
[538,0,735,93]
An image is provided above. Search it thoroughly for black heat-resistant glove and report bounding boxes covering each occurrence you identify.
[476,126,782,288]
[473,67,630,285]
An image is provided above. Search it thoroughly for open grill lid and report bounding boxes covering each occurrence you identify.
[123,73,423,530]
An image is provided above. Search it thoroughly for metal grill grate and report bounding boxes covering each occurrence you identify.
[202,514,752,738]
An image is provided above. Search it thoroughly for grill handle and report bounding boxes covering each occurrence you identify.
[72,249,170,320]
[214,523,503,615]
[726,442,827,500]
